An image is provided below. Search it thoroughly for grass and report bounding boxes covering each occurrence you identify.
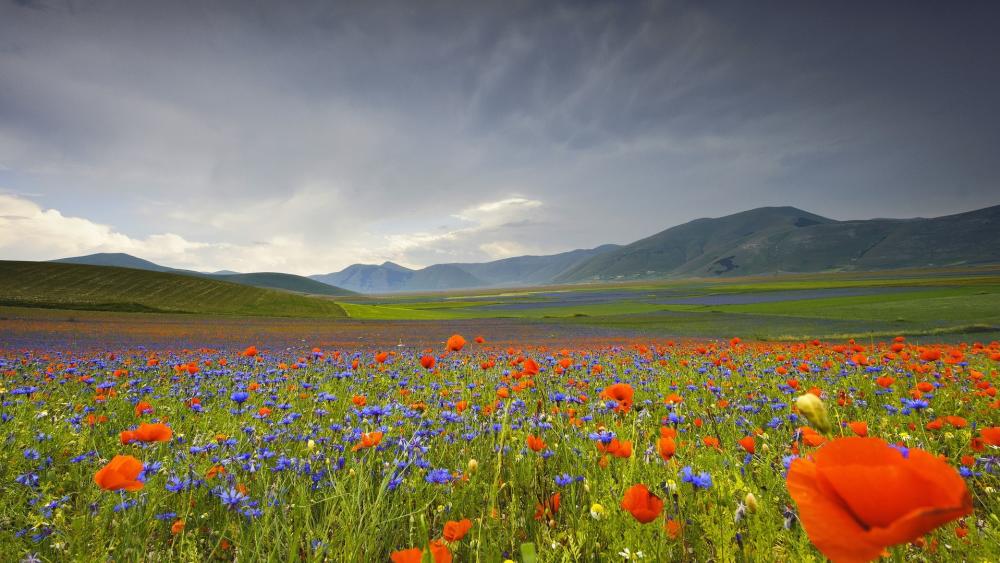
[1,337,997,561]
[336,270,1000,341]
[0,261,347,318]
[4,260,1000,340]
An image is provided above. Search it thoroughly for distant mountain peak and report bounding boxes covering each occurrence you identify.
[380,261,412,272]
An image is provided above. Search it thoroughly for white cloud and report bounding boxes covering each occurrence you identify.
[454,197,542,222]
[0,193,551,275]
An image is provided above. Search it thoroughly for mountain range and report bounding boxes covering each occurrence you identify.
[308,245,621,293]
[52,204,1000,294]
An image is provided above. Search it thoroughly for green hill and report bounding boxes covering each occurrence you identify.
[556,205,1000,281]
[53,253,354,296]
[211,272,355,296]
[0,261,347,317]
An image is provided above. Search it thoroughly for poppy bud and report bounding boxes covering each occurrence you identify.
[467,459,479,474]
[745,492,758,513]
[796,394,832,434]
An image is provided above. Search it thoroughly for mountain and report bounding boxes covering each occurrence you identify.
[449,244,621,286]
[311,262,416,293]
[310,246,621,293]
[0,261,347,317]
[49,205,1000,294]
[556,205,1000,281]
[52,253,354,296]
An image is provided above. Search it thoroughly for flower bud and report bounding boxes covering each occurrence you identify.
[467,459,479,474]
[590,503,606,520]
[745,492,758,513]
[796,393,832,434]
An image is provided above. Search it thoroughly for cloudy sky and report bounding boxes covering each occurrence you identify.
[1,0,998,275]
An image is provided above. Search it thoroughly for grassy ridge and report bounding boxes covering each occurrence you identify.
[0,261,347,317]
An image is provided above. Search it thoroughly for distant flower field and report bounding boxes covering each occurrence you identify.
[1,331,998,562]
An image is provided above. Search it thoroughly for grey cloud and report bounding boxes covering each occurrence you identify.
[1,0,998,272]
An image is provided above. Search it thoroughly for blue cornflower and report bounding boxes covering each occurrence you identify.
[425,469,452,484]
[219,487,247,509]
[680,466,713,489]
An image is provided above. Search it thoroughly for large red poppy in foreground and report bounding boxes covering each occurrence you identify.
[787,437,972,562]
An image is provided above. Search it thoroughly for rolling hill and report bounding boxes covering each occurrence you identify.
[310,245,620,293]
[0,261,347,317]
[53,253,354,296]
[43,205,1000,294]
[556,205,1000,281]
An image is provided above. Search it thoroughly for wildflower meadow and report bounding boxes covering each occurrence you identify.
[1,331,998,562]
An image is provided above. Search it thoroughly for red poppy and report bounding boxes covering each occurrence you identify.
[980,427,1000,446]
[121,422,173,444]
[391,540,452,563]
[944,416,967,429]
[620,484,664,524]
[600,383,634,414]
[352,431,384,452]
[534,492,560,521]
[738,436,755,454]
[657,435,677,461]
[876,376,895,389]
[787,437,972,562]
[446,334,466,352]
[597,438,633,458]
[526,434,546,452]
[919,349,942,362]
[420,355,436,369]
[442,518,472,542]
[94,455,144,491]
[848,421,868,437]
[665,518,683,539]
[134,401,153,417]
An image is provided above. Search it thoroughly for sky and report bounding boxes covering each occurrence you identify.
[1,0,998,275]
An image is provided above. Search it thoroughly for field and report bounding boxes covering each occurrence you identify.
[1,267,999,562]
[338,267,1000,342]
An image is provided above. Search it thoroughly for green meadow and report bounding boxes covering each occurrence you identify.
[337,267,1000,341]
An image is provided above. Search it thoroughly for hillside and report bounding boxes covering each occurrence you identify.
[311,245,620,293]
[0,261,347,317]
[211,272,355,296]
[556,205,1000,281]
[52,252,175,272]
[53,253,354,296]
[47,205,1000,293]
[311,262,416,293]
[449,245,621,286]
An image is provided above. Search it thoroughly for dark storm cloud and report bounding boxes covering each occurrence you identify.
[0,0,998,273]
